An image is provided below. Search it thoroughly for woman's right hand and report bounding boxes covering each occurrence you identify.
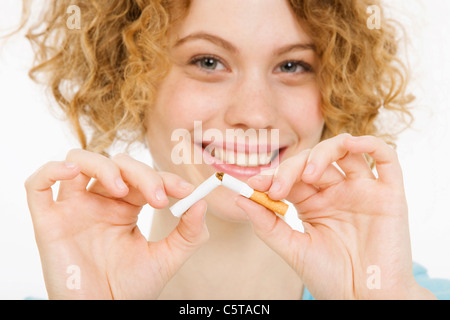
[25,149,209,300]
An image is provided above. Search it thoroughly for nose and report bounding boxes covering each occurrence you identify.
[224,69,277,130]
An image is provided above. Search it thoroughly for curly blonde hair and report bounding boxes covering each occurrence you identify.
[20,0,413,155]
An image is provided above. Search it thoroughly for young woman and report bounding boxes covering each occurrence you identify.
[22,0,450,299]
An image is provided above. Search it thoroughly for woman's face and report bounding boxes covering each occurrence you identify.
[146,0,324,222]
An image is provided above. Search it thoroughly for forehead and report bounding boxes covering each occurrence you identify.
[171,0,312,49]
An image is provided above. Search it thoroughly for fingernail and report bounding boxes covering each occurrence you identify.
[303,163,316,176]
[65,162,77,169]
[248,175,263,183]
[269,180,282,193]
[179,180,194,190]
[115,177,128,190]
[155,187,167,201]
[261,168,277,176]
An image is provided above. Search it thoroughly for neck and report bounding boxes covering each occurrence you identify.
[150,206,303,299]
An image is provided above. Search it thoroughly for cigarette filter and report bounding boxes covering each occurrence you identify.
[218,173,289,216]
[169,174,221,218]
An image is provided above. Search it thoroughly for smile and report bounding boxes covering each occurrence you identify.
[197,142,287,179]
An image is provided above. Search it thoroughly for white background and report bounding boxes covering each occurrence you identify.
[0,0,449,299]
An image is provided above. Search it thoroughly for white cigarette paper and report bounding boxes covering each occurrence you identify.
[221,173,254,198]
[169,174,221,218]
[170,172,290,218]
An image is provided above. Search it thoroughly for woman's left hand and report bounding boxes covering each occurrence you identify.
[236,134,436,300]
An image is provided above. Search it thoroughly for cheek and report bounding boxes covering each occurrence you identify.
[146,72,228,170]
[279,83,324,137]
[157,75,222,129]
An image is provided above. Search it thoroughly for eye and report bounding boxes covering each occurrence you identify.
[276,60,312,74]
[190,55,227,71]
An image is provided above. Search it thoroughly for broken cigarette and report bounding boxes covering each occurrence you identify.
[216,172,289,216]
[169,172,289,218]
[169,174,222,218]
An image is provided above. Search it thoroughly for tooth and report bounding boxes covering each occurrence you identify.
[258,152,271,166]
[270,151,277,162]
[225,150,235,164]
[211,148,279,166]
[248,153,259,166]
[214,147,224,162]
[269,151,278,164]
[236,152,247,166]
[204,144,215,157]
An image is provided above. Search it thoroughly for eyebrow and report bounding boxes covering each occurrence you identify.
[275,43,316,55]
[174,32,239,54]
[173,32,316,55]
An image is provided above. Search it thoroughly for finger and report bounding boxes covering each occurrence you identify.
[249,171,318,210]
[235,196,309,271]
[275,160,344,196]
[247,173,273,193]
[62,149,129,199]
[109,154,195,208]
[248,150,335,204]
[25,161,81,213]
[267,149,311,200]
[285,181,318,206]
[310,163,346,189]
[252,150,340,200]
[248,150,315,200]
[156,200,209,275]
[59,150,94,195]
[344,135,403,186]
[56,172,91,201]
[336,152,375,180]
[302,134,374,187]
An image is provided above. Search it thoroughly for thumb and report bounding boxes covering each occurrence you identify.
[159,200,209,274]
[235,196,309,272]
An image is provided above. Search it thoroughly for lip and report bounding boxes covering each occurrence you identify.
[195,143,287,180]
